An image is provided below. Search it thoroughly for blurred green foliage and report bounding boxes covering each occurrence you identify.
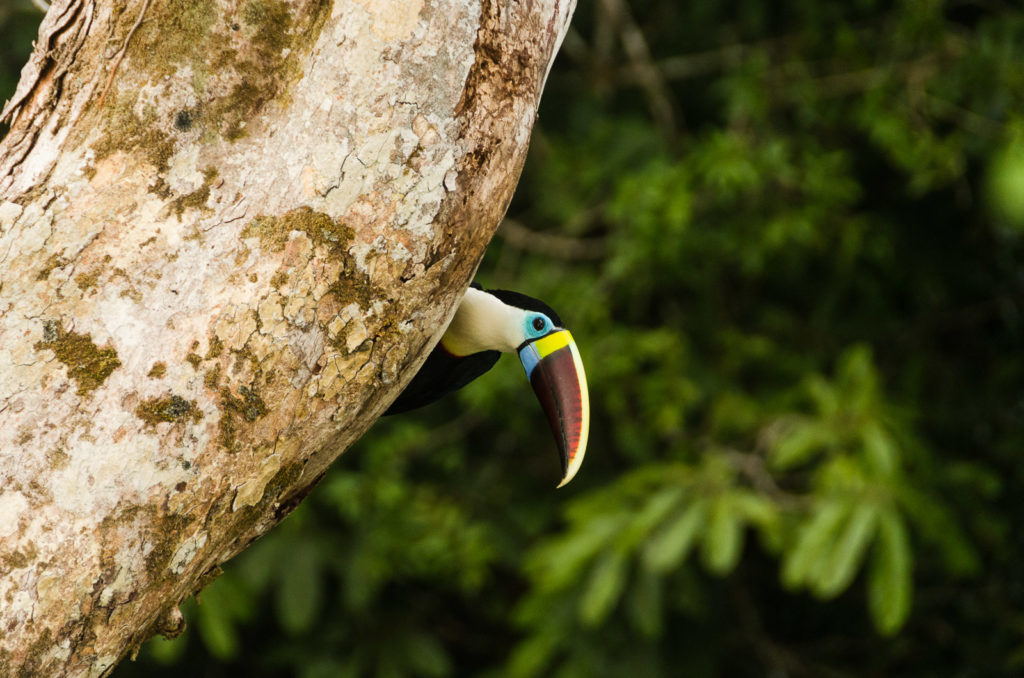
[0,0,38,127]
[4,0,1024,676]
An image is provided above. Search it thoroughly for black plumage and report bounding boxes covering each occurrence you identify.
[383,345,499,415]
[488,289,563,327]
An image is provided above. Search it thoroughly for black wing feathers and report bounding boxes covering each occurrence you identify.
[383,347,500,415]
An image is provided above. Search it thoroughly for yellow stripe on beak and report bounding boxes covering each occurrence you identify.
[532,330,573,359]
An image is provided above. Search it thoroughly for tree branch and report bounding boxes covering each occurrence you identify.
[497,217,606,261]
[0,0,576,674]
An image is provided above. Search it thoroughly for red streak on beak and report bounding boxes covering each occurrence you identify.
[529,346,585,484]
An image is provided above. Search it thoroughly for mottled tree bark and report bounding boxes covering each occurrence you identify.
[0,0,574,674]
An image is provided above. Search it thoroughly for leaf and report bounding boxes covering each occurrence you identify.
[815,501,878,597]
[343,547,383,612]
[276,541,322,635]
[868,509,913,635]
[702,494,744,575]
[300,658,349,678]
[196,587,239,660]
[145,633,188,665]
[862,422,899,477]
[579,549,629,626]
[734,490,784,553]
[507,632,560,678]
[782,500,848,589]
[732,491,779,526]
[806,374,840,417]
[836,344,877,413]
[624,485,687,547]
[770,421,833,470]
[642,499,707,573]
[531,514,625,592]
[211,571,255,619]
[896,481,980,576]
[402,632,451,677]
[987,136,1024,227]
[626,566,664,637]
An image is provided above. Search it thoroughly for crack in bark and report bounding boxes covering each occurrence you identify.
[0,0,98,194]
[95,0,151,110]
[0,0,85,123]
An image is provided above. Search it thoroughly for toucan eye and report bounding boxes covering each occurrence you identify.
[532,316,547,332]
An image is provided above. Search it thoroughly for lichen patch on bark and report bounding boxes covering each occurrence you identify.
[135,395,203,427]
[83,0,333,204]
[242,207,355,254]
[169,166,218,218]
[34,321,122,396]
[218,385,269,452]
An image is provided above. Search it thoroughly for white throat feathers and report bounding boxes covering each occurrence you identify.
[440,287,526,357]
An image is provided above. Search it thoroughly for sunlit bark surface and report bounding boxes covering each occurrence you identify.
[0,0,574,673]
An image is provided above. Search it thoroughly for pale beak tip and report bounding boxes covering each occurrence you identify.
[555,447,585,488]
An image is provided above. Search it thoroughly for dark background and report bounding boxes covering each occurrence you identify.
[3,1,1024,676]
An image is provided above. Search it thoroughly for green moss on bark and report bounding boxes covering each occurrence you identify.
[270,271,289,289]
[205,334,224,359]
[89,0,332,197]
[35,322,121,396]
[144,514,196,579]
[242,207,355,254]
[75,269,102,291]
[35,254,68,281]
[2,542,37,570]
[135,395,203,427]
[241,206,380,309]
[17,629,55,678]
[91,93,177,197]
[218,385,269,451]
[132,0,218,79]
[169,166,219,218]
[328,273,377,311]
[204,364,222,389]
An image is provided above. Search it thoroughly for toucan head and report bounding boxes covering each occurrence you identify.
[483,289,590,487]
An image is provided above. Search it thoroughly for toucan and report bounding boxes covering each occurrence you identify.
[385,284,589,487]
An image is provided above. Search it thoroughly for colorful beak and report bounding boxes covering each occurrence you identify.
[517,330,590,487]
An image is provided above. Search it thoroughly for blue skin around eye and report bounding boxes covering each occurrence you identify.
[519,314,551,378]
[524,314,551,340]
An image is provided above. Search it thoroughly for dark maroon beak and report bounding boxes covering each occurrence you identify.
[517,330,589,487]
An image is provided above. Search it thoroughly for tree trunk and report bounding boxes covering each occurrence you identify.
[0,0,574,673]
